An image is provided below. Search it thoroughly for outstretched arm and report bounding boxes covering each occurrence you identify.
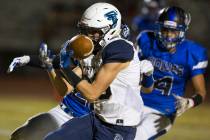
[7,43,60,73]
[47,69,71,97]
[42,43,81,97]
[47,67,82,97]
[175,74,206,117]
[61,62,129,102]
[191,74,206,103]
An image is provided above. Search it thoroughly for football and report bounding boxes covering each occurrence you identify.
[67,34,94,59]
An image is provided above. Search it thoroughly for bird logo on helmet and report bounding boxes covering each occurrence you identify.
[155,6,191,50]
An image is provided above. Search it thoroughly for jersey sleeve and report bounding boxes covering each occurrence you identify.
[102,40,134,64]
[188,43,208,78]
[136,31,153,60]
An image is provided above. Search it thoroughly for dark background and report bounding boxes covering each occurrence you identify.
[0,0,209,101]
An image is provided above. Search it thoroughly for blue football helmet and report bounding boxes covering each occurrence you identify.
[156,6,191,49]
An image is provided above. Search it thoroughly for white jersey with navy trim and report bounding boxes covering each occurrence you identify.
[81,37,143,126]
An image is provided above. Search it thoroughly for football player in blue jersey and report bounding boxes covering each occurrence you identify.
[132,0,165,34]
[7,42,92,140]
[134,6,208,140]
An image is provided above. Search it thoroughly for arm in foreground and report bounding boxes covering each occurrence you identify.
[62,62,129,102]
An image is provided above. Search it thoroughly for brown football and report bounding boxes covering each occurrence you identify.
[67,34,94,59]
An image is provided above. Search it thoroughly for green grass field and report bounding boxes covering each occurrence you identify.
[0,97,210,140]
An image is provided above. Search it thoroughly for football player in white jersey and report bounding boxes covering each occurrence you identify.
[7,18,154,140]
[8,3,155,140]
[44,2,154,140]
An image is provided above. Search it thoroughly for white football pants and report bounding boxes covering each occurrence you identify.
[134,106,175,140]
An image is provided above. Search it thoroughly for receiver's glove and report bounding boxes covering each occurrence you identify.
[7,55,30,73]
[174,94,194,117]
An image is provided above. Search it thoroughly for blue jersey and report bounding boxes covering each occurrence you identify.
[137,32,208,116]
[60,92,92,117]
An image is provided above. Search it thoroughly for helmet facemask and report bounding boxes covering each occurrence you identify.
[78,22,108,43]
[78,22,111,53]
[156,21,186,50]
[156,6,191,50]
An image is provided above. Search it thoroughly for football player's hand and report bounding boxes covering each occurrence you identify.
[59,40,74,68]
[7,55,30,73]
[173,94,194,117]
[153,113,172,132]
[140,60,154,76]
[39,43,55,70]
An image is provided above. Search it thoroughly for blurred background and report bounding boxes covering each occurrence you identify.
[0,0,209,140]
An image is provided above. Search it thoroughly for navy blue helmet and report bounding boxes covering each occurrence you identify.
[156,6,191,49]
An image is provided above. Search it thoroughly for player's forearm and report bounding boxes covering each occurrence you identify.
[27,55,43,68]
[191,74,206,106]
[28,55,60,69]
[193,78,206,101]
[60,70,107,102]
[48,69,73,97]
[60,68,102,102]
[60,62,126,102]
[76,80,103,102]
[194,89,206,101]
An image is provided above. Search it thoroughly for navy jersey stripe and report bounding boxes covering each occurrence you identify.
[102,40,134,64]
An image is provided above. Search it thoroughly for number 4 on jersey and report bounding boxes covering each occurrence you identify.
[154,76,173,96]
